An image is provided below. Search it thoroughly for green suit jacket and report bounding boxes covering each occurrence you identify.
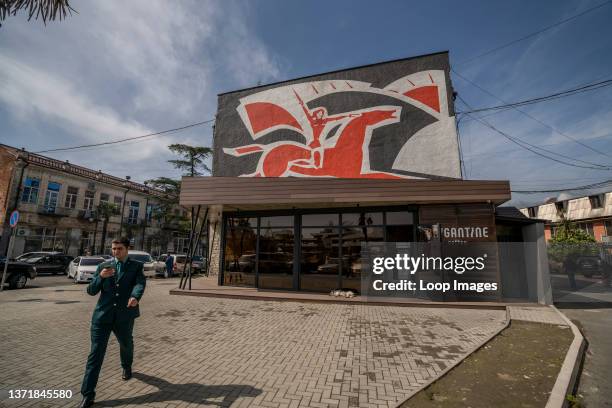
[87,257,146,325]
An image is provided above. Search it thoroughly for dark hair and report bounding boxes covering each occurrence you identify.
[111,237,130,248]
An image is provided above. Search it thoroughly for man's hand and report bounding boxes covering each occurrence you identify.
[127,297,138,308]
[100,267,115,278]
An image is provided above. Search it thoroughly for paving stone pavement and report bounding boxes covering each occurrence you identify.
[508,306,568,325]
[0,278,506,408]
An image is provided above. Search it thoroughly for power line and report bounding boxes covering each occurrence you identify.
[512,179,612,194]
[457,94,612,170]
[462,132,612,159]
[34,119,215,154]
[456,0,612,66]
[456,78,612,115]
[453,70,612,160]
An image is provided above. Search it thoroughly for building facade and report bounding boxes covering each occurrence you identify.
[180,52,551,303]
[0,145,192,258]
[520,192,612,242]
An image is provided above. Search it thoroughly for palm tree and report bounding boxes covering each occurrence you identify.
[1,0,76,26]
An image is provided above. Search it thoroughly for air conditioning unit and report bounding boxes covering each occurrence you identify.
[16,228,28,236]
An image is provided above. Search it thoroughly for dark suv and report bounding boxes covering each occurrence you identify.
[21,253,74,275]
[0,258,37,289]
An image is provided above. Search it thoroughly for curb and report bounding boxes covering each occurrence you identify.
[392,307,511,408]
[545,306,586,408]
[169,288,508,310]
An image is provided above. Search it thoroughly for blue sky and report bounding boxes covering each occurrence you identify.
[1,0,611,207]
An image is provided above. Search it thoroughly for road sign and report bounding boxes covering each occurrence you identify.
[9,210,19,228]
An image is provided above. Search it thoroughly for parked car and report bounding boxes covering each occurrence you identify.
[0,259,37,289]
[191,255,206,274]
[153,254,188,278]
[67,256,105,283]
[23,253,73,275]
[128,250,156,278]
[16,251,60,261]
[576,255,604,278]
[153,254,169,276]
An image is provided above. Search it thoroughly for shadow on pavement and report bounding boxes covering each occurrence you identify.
[96,372,262,407]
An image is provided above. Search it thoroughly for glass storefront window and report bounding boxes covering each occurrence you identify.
[342,212,383,226]
[387,225,414,242]
[386,211,414,225]
[221,208,416,293]
[260,215,294,228]
[341,226,384,292]
[258,228,294,290]
[301,227,340,292]
[223,218,257,287]
[302,213,339,227]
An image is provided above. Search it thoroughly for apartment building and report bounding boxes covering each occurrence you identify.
[0,144,193,257]
[520,192,612,242]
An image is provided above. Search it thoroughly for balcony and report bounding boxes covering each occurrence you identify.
[126,218,145,227]
[78,210,98,221]
[37,205,76,217]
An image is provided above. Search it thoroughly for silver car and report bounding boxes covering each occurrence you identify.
[128,251,156,278]
[67,256,105,283]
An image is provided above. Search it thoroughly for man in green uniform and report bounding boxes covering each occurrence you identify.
[78,237,146,408]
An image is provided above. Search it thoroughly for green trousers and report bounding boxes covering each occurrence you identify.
[80,319,135,398]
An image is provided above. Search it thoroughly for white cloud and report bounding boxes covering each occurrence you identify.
[0,0,281,179]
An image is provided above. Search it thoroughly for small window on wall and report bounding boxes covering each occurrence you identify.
[589,195,603,209]
[21,177,40,204]
[83,190,95,210]
[527,207,538,218]
[128,201,140,224]
[100,193,109,204]
[114,196,122,206]
[146,204,154,222]
[554,201,566,214]
[65,186,79,209]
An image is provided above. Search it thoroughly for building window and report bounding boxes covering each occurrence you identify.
[127,201,140,224]
[21,177,40,204]
[589,194,603,209]
[146,204,154,223]
[527,206,538,218]
[100,193,109,204]
[65,186,79,209]
[554,201,566,214]
[43,182,61,213]
[114,196,122,206]
[83,190,95,211]
[576,222,594,237]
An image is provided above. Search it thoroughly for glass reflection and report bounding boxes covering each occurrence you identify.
[341,226,384,292]
[302,213,339,227]
[301,227,341,292]
[260,216,294,228]
[258,228,294,290]
[386,211,414,225]
[342,212,383,226]
[223,217,256,287]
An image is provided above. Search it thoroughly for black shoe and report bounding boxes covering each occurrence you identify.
[78,396,95,408]
[122,367,132,381]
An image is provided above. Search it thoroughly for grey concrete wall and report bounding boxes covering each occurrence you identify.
[523,222,553,304]
[213,52,460,180]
